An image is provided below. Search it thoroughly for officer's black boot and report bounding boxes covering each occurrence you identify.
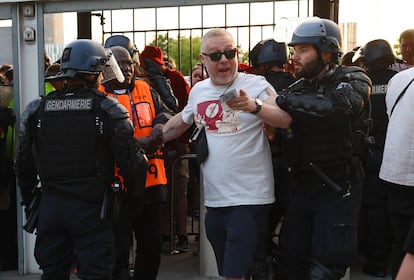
[308,259,337,280]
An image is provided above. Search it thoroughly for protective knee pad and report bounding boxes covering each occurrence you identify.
[308,259,336,280]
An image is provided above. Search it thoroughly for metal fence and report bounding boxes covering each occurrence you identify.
[95,1,309,75]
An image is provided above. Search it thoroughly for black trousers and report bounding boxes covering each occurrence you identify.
[112,198,134,278]
[280,181,362,279]
[386,183,414,279]
[361,150,391,263]
[35,192,114,280]
[132,202,164,280]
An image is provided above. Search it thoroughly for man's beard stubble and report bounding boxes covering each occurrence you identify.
[295,56,324,79]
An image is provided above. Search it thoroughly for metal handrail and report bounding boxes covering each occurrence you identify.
[169,153,197,254]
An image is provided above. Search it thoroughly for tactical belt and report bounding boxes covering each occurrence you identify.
[289,161,350,192]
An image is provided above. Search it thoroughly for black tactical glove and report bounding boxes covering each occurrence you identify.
[328,82,354,120]
[136,125,164,155]
[276,93,333,118]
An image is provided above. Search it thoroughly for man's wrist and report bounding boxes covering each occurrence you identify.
[250,98,263,114]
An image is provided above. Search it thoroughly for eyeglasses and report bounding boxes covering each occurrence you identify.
[202,48,237,62]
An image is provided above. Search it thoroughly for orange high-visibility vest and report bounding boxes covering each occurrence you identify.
[99,80,167,188]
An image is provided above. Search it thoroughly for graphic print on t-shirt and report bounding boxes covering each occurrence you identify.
[196,99,240,134]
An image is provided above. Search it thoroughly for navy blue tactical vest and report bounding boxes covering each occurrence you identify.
[34,88,113,202]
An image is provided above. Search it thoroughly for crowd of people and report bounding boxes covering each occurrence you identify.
[1,15,414,280]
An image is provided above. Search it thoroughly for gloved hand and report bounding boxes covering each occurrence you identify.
[136,125,164,154]
[150,125,164,146]
[328,83,354,120]
[275,94,288,110]
[276,93,333,117]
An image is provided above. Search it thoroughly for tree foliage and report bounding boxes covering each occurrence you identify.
[149,34,202,76]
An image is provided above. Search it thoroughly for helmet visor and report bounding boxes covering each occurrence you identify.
[102,49,125,83]
[131,51,140,66]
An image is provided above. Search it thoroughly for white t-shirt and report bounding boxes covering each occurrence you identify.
[390,62,413,72]
[379,67,414,187]
[182,72,275,207]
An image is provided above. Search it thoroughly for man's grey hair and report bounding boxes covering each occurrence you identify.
[201,28,235,52]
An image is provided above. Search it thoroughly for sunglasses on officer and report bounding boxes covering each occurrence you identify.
[202,48,237,62]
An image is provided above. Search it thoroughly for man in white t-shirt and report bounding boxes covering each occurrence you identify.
[162,28,291,280]
[380,66,414,279]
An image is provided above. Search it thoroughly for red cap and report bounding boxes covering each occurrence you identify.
[140,45,165,66]
[238,63,255,74]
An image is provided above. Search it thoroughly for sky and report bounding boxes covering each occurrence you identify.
[338,0,413,49]
[1,0,412,56]
[62,0,413,55]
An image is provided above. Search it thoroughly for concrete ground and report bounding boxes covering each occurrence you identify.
[0,218,392,280]
[0,238,392,280]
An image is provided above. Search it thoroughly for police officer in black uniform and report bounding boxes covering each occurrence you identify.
[250,39,296,92]
[249,39,297,280]
[250,39,297,218]
[275,17,372,279]
[357,39,397,277]
[15,39,147,280]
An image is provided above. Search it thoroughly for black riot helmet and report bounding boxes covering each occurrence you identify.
[289,17,342,55]
[48,39,109,81]
[250,39,289,68]
[361,39,395,67]
[104,35,140,64]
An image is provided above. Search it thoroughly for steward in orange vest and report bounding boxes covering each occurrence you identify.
[99,70,172,198]
[99,45,174,280]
